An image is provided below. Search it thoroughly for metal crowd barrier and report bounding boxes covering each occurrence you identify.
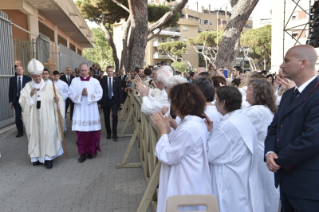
[117,91,161,212]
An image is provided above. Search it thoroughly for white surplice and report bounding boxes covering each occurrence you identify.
[68,77,103,132]
[155,115,212,212]
[19,79,65,163]
[141,89,170,115]
[54,79,68,131]
[207,109,264,212]
[243,105,280,212]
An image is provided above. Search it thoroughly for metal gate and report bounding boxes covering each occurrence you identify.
[0,11,15,128]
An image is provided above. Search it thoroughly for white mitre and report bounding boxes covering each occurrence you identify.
[27,58,44,75]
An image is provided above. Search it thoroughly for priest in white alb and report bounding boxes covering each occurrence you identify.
[53,70,69,131]
[68,62,103,163]
[19,58,65,169]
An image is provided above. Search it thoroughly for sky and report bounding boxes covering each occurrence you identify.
[84,0,273,28]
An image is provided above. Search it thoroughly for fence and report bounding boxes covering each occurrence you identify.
[116,91,161,212]
[0,11,15,128]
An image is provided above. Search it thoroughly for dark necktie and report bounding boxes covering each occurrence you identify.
[17,77,21,96]
[67,76,70,85]
[290,88,300,104]
[108,78,112,99]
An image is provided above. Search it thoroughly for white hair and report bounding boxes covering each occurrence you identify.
[156,66,173,86]
[166,75,187,89]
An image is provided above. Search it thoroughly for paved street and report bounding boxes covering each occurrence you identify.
[0,110,151,212]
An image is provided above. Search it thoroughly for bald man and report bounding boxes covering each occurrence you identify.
[265,45,319,211]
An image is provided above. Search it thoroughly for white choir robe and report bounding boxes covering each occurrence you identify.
[68,77,103,132]
[207,109,264,212]
[54,79,68,131]
[243,105,280,212]
[141,89,170,116]
[19,79,65,163]
[155,115,212,212]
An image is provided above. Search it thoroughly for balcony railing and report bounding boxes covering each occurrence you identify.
[153,52,170,59]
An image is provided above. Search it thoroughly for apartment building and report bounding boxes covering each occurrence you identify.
[253,18,272,29]
[271,0,319,72]
[113,0,253,69]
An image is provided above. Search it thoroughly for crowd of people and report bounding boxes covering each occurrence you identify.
[8,44,319,212]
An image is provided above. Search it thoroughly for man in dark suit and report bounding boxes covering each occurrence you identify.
[8,65,31,137]
[99,66,123,140]
[60,67,74,120]
[118,69,127,104]
[265,45,319,211]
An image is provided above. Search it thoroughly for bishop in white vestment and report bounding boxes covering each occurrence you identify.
[53,70,68,131]
[19,59,65,169]
[68,62,103,162]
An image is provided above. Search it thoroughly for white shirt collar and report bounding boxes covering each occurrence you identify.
[295,75,317,93]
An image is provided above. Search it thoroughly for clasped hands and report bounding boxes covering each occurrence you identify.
[266,153,281,172]
[151,111,171,136]
[82,88,88,96]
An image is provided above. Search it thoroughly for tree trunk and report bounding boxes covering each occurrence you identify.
[100,20,120,73]
[213,0,259,75]
[129,0,148,71]
[120,17,131,72]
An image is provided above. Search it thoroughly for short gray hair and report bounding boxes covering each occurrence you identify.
[156,66,173,86]
[79,62,89,69]
[193,77,215,102]
[166,75,187,89]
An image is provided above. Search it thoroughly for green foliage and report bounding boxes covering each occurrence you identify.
[159,41,187,58]
[148,4,180,28]
[241,25,272,59]
[83,27,114,69]
[75,0,129,23]
[171,61,189,73]
[187,31,223,46]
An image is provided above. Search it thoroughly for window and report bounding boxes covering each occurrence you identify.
[77,49,82,55]
[198,19,201,24]
[204,20,208,25]
[183,37,187,42]
[292,12,298,21]
[58,35,67,47]
[210,20,213,25]
[183,26,188,31]
[39,21,54,41]
[70,43,76,52]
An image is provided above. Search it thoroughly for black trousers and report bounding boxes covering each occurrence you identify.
[14,98,23,133]
[103,97,119,136]
[65,98,74,120]
[280,187,319,212]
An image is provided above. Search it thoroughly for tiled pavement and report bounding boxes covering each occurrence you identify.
[0,110,151,212]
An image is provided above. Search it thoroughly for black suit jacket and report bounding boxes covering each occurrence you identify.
[100,76,123,107]
[265,76,319,200]
[9,75,31,106]
[118,75,127,88]
[60,75,74,86]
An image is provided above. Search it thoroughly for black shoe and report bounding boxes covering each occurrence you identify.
[33,161,41,166]
[78,154,86,163]
[16,132,23,137]
[45,160,53,169]
[87,154,93,159]
[106,134,111,139]
[113,135,118,141]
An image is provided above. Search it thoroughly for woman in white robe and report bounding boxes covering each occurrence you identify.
[244,78,280,212]
[152,83,212,212]
[206,86,264,212]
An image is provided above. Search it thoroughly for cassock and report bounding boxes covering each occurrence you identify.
[155,115,212,212]
[54,79,68,131]
[68,76,103,156]
[19,60,65,163]
[244,105,280,212]
[141,89,170,115]
[207,109,264,212]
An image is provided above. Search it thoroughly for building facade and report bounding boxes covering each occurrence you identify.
[0,0,94,72]
[113,0,253,70]
[271,0,319,72]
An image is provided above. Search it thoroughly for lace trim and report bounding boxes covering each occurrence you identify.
[72,120,100,126]
[91,93,96,101]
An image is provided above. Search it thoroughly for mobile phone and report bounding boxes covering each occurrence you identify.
[223,70,228,78]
